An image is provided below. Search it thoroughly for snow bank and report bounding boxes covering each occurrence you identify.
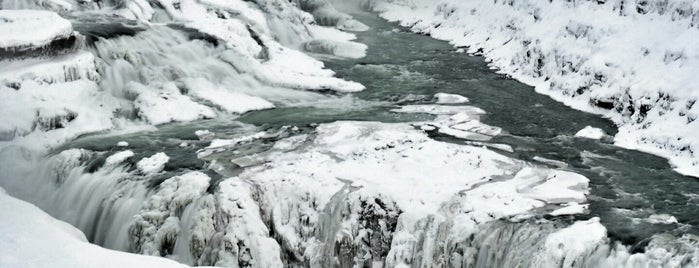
[368,0,699,177]
[0,186,187,268]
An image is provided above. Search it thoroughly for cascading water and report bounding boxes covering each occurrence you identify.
[1,0,699,267]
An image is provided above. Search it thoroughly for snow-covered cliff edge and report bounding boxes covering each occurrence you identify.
[367,0,699,177]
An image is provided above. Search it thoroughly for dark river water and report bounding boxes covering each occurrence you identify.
[59,6,699,254]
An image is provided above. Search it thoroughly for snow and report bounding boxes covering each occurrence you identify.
[533,217,608,267]
[116,141,129,147]
[549,202,588,216]
[0,10,73,49]
[434,92,469,104]
[224,120,591,265]
[104,150,135,166]
[130,82,217,125]
[575,126,607,140]
[0,186,187,268]
[647,214,679,224]
[391,104,485,116]
[368,0,699,177]
[184,78,275,114]
[136,152,169,174]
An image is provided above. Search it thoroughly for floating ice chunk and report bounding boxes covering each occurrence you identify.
[304,39,368,58]
[0,10,73,49]
[464,141,514,152]
[392,105,485,116]
[549,202,588,216]
[194,130,213,140]
[271,134,308,151]
[205,132,268,149]
[434,93,469,104]
[116,141,129,147]
[104,150,135,166]
[647,214,679,224]
[533,156,569,168]
[336,18,370,32]
[438,127,492,141]
[136,152,169,174]
[451,120,502,137]
[420,125,436,131]
[574,126,607,140]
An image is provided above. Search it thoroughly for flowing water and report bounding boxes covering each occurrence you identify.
[2,3,698,267]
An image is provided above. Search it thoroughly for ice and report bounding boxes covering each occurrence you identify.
[116,141,129,147]
[575,126,607,140]
[392,104,485,116]
[105,150,135,166]
[533,156,569,168]
[194,130,213,140]
[129,171,211,256]
[549,202,588,216]
[647,214,679,224]
[533,217,608,267]
[184,78,275,114]
[434,92,469,104]
[225,120,592,265]
[130,82,217,125]
[136,152,169,174]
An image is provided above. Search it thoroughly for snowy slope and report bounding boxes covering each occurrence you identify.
[367,0,699,177]
[0,187,188,268]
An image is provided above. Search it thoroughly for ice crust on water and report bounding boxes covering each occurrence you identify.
[368,0,699,177]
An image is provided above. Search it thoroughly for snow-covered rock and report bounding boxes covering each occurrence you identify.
[434,92,469,104]
[575,126,607,140]
[137,152,169,174]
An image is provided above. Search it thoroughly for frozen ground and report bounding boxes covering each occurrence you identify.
[367,0,699,177]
